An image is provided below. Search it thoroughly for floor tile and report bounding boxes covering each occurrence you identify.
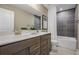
[50,46,75,55]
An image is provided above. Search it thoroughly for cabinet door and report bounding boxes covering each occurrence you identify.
[30,48,40,55]
[0,40,30,55]
[41,48,49,55]
[40,40,48,55]
[48,34,51,52]
[13,48,29,55]
[40,34,51,55]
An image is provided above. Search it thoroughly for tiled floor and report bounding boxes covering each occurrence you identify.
[50,46,79,55]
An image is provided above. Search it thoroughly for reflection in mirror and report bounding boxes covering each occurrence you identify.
[0,8,14,35]
[34,15,41,30]
[42,15,48,31]
[20,15,41,31]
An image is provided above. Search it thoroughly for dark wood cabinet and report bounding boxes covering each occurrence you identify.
[40,34,51,55]
[0,33,51,55]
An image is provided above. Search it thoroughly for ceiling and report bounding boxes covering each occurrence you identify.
[43,4,76,12]
[12,4,76,16]
[12,4,42,16]
[43,4,48,9]
[56,4,76,12]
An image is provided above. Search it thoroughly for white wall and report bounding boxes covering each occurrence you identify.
[78,5,79,49]
[48,5,57,40]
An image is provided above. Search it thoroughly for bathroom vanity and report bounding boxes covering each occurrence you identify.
[0,32,51,55]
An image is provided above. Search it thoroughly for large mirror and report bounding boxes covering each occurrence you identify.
[20,15,41,31]
[0,4,47,34]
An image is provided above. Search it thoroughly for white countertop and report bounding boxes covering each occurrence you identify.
[0,32,50,46]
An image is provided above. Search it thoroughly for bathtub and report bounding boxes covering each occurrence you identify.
[57,36,77,50]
